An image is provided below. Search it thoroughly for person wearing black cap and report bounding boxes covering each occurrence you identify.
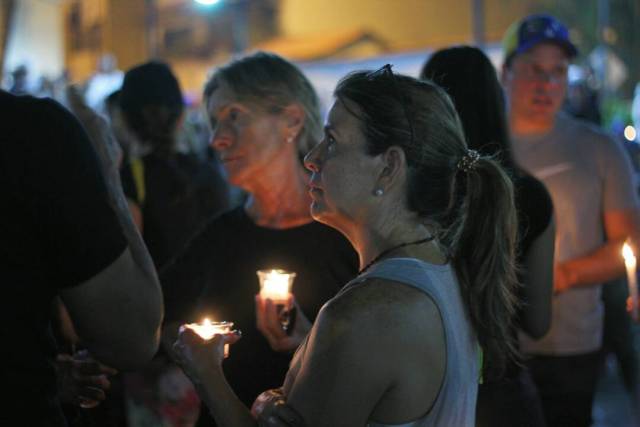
[116,61,231,425]
[502,14,640,427]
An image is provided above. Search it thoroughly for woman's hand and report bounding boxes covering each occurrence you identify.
[252,389,306,427]
[172,327,241,385]
[56,350,118,408]
[256,296,311,353]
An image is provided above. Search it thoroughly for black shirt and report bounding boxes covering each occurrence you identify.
[161,206,358,423]
[0,91,126,425]
[122,149,229,269]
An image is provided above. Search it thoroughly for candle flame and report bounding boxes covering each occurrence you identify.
[623,242,636,261]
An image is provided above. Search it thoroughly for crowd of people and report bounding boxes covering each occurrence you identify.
[2,12,640,427]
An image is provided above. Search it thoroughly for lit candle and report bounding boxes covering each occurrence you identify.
[181,318,234,357]
[256,269,296,305]
[622,242,638,322]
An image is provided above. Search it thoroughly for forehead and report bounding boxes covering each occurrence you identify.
[206,83,239,114]
[515,43,569,66]
[327,98,362,130]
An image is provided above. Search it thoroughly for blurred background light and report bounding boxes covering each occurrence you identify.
[624,125,637,142]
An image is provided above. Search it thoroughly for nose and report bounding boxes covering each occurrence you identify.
[304,141,322,173]
[210,127,233,151]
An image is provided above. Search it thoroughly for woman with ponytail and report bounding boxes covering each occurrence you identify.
[172,65,520,427]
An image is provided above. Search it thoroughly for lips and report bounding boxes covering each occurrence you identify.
[220,156,241,163]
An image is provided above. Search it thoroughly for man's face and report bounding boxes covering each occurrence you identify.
[503,43,569,126]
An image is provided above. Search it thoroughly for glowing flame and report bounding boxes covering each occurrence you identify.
[186,318,232,341]
[623,242,636,266]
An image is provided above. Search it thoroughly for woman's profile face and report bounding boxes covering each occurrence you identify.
[305,99,381,228]
[207,84,291,189]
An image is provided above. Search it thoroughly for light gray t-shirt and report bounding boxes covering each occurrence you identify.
[512,112,639,355]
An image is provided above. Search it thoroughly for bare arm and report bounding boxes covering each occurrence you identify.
[557,208,640,292]
[59,88,163,369]
[520,216,555,338]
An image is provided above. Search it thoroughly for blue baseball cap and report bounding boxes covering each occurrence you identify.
[502,14,578,65]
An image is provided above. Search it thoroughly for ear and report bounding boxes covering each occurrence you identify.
[281,104,306,141]
[376,146,407,193]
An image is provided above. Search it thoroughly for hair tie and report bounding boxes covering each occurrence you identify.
[457,149,480,173]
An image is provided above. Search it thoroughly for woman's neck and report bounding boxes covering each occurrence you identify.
[346,214,434,272]
[244,162,313,229]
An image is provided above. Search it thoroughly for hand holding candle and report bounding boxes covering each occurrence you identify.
[180,318,234,357]
[257,269,296,332]
[622,242,638,322]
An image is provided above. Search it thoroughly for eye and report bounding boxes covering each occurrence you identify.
[326,134,337,152]
[229,108,240,122]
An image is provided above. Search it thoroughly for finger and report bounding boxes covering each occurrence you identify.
[56,353,73,363]
[178,326,205,347]
[224,330,242,345]
[74,374,111,390]
[72,357,117,376]
[264,299,288,338]
[78,386,107,402]
[272,402,306,427]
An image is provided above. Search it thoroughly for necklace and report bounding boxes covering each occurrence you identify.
[358,235,436,275]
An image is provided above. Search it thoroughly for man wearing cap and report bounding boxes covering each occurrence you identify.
[502,14,640,427]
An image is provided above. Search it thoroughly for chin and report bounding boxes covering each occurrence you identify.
[310,202,333,225]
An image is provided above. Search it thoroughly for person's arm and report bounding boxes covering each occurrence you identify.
[520,216,555,338]
[52,90,163,369]
[556,209,640,292]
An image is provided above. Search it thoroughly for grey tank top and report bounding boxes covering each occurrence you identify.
[340,258,479,427]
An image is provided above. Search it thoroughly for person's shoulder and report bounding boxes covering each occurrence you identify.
[321,278,438,330]
[1,91,67,125]
[559,112,613,144]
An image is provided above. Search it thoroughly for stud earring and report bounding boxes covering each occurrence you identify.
[286,135,294,144]
[374,188,384,196]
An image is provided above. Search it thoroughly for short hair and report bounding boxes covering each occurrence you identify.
[203,52,322,157]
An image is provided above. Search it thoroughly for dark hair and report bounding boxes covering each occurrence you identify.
[334,68,519,380]
[203,51,322,157]
[420,46,518,175]
[119,61,184,153]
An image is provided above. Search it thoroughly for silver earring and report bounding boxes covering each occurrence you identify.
[374,188,384,196]
[286,135,294,144]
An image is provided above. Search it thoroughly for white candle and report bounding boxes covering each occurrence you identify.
[257,269,296,305]
[181,318,234,357]
[622,242,638,322]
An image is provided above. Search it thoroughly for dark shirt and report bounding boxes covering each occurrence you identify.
[122,148,229,269]
[0,91,126,426]
[161,206,358,425]
[515,174,554,264]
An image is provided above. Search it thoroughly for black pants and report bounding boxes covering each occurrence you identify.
[476,368,546,427]
[602,278,638,393]
[527,351,602,427]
